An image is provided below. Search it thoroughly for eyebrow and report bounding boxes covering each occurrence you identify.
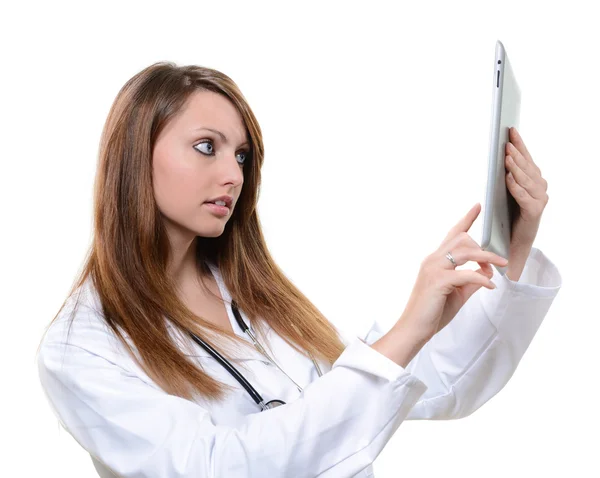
[193,127,249,147]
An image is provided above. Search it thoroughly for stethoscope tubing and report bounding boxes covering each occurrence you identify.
[187,329,265,406]
[188,300,298,411]
[231,301,323,380]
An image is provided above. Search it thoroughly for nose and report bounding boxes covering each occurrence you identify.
[217,149,244,186]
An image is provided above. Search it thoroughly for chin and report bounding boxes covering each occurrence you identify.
[196,225,227,238]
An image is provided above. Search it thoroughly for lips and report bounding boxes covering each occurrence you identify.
[204,195,233,208]
[204,202,230,216]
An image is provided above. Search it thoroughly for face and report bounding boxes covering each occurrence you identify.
[152,90,249,246]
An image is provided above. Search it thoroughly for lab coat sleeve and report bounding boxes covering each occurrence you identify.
[360,246,562,420]
[37,304,429,478]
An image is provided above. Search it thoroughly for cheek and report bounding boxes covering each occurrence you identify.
[152,152,203,218]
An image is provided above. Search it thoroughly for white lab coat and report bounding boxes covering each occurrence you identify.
[37,246,562,478]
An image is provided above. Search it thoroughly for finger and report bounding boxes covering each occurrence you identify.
[443,269,496,290]
[506,141,541,176]
[443,228,507,265]
[459,266,493,300]
[506,169,536,207]
[443,202,481,244]
[453,228,488,251]
[477,261,493,278]
[505,154,546,201]
[509,127,533,163]
[442,247,508,268]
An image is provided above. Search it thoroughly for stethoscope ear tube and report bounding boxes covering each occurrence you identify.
[231,300,324,379]
[187,299,321,411]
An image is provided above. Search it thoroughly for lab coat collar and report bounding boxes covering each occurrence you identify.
[77,261,272,363]
[167,259,271,363]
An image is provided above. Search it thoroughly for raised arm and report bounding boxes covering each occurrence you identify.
[359,246,562,420]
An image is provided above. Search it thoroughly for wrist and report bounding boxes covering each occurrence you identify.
[373,319,431,368]
[394,314,434,345]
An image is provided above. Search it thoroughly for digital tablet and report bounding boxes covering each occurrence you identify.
[481,40,521,275]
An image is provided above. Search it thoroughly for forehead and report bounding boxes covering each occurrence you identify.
[177,90,248,141]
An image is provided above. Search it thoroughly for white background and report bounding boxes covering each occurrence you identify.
[2,0,595,476]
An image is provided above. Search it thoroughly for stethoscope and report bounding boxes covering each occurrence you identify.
[188,299,323,411]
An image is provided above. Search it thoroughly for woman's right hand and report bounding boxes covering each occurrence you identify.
[400,202,509,340]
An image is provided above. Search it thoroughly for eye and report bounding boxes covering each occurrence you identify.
[194,141,214,155]
[193,140,249,165]
[237,150,249,165]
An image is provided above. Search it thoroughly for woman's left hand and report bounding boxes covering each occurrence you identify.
[503,127,549,280]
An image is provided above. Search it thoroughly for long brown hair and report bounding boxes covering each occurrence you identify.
[36,61,347,404]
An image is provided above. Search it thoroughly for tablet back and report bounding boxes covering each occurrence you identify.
[481,40,521,275]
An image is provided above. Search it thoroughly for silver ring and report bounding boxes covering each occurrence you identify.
[445,251,457,267]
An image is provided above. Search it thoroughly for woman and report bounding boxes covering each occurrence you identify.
[36,62,562,477]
